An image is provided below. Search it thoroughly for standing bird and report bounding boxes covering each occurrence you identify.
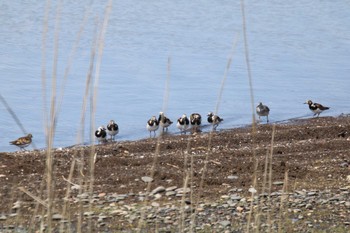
[146,116,159,138]
[256,102,270,123]
[158,112,173,132]
[176,114,190,134]
[304,100,330,117]
[9,133,33,151]
[190,113,202,132]
[207,112,224,130]
[95,126,107,144]
[107,120,119,141]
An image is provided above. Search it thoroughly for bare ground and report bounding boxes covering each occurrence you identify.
[0,115,349,232]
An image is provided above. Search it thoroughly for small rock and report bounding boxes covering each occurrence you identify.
[151,202,160,207]
[248,187,257,194]
[98,193,106,198]
[150,186,165,195]
[141,176,153,183]
[227,175,238,180]
[0,215,7,221]
[175,187,191,194]
[166,186,177,191]
[231,195,241,201]
[307,192,317,196]
[165,191,176,196]
[84,211,94,216]
[273,181,284,186]
[52,214,63,220]
[219,220,231,227]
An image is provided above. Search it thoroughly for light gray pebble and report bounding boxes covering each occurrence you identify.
[231,195,241,201]
[227,175,238,180]
[151,186,165,195]
[165,191,176,196]
[166,186,178,191]
[307,192,317,196]
[273,181,284,186]
[52,214,63,220]
[219,220,231,227]
[141,176,153,183]
[84,211,94,216]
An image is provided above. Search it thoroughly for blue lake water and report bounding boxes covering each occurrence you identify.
[1,1,349,152]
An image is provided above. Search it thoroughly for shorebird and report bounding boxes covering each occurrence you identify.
[95,126,107,144]
[146,116,159,137]
[9,133,33,151]
[107,120,119,141]
[256,102,270,123]
[176,114,190,134]
[207,112,224,130]
[158,112,173,132]
[190,113,202,132]
[304,100,330,117]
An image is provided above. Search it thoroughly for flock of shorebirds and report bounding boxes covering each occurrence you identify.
[9,100,330,151]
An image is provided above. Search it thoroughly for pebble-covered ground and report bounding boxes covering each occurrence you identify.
[0,115,349,232]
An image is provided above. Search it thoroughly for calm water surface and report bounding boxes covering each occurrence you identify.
[1,1,349,152]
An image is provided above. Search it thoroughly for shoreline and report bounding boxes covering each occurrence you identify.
[5,113,349,154]
[1,115,349,232]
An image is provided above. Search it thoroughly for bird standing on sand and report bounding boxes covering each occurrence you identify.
[190,113,202,132]
[158,112,173,132]
[95,126,107,144]
[107,120,119,141]
[176,114,190,134]
[207,112,224,130]
[9,133,33,151]
[256,102,270,123]
[146,116,159,138]
[304,100,330,117]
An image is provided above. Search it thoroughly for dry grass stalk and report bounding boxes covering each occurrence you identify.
[45,1,63,231]
[239,0,259,231]
[18,187,48,208]
[190,34,238,232]
[137,57,172,231]
[278,170,289,233]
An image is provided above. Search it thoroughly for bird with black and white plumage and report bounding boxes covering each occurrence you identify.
[146,116,159,137]
[176,114,190,134]
[304,100,330,117]
[207,112,224,130]
[190,113,202,132]
[9,133,33,151]
[256,102,270,123]
[95,126,107,144]
[107,120,119,141]
[158,112,173,132]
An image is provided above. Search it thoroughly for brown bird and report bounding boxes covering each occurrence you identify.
[256,102,270,123]
[9,133,33,151]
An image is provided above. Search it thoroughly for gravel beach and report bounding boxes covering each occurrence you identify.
[0,115,349,232]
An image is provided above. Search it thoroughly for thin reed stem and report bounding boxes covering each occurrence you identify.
[278,170,289,233]
[191,33,239,230]
[0,94,37,149]
[45,1,63,232]
[137,57,172,231]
